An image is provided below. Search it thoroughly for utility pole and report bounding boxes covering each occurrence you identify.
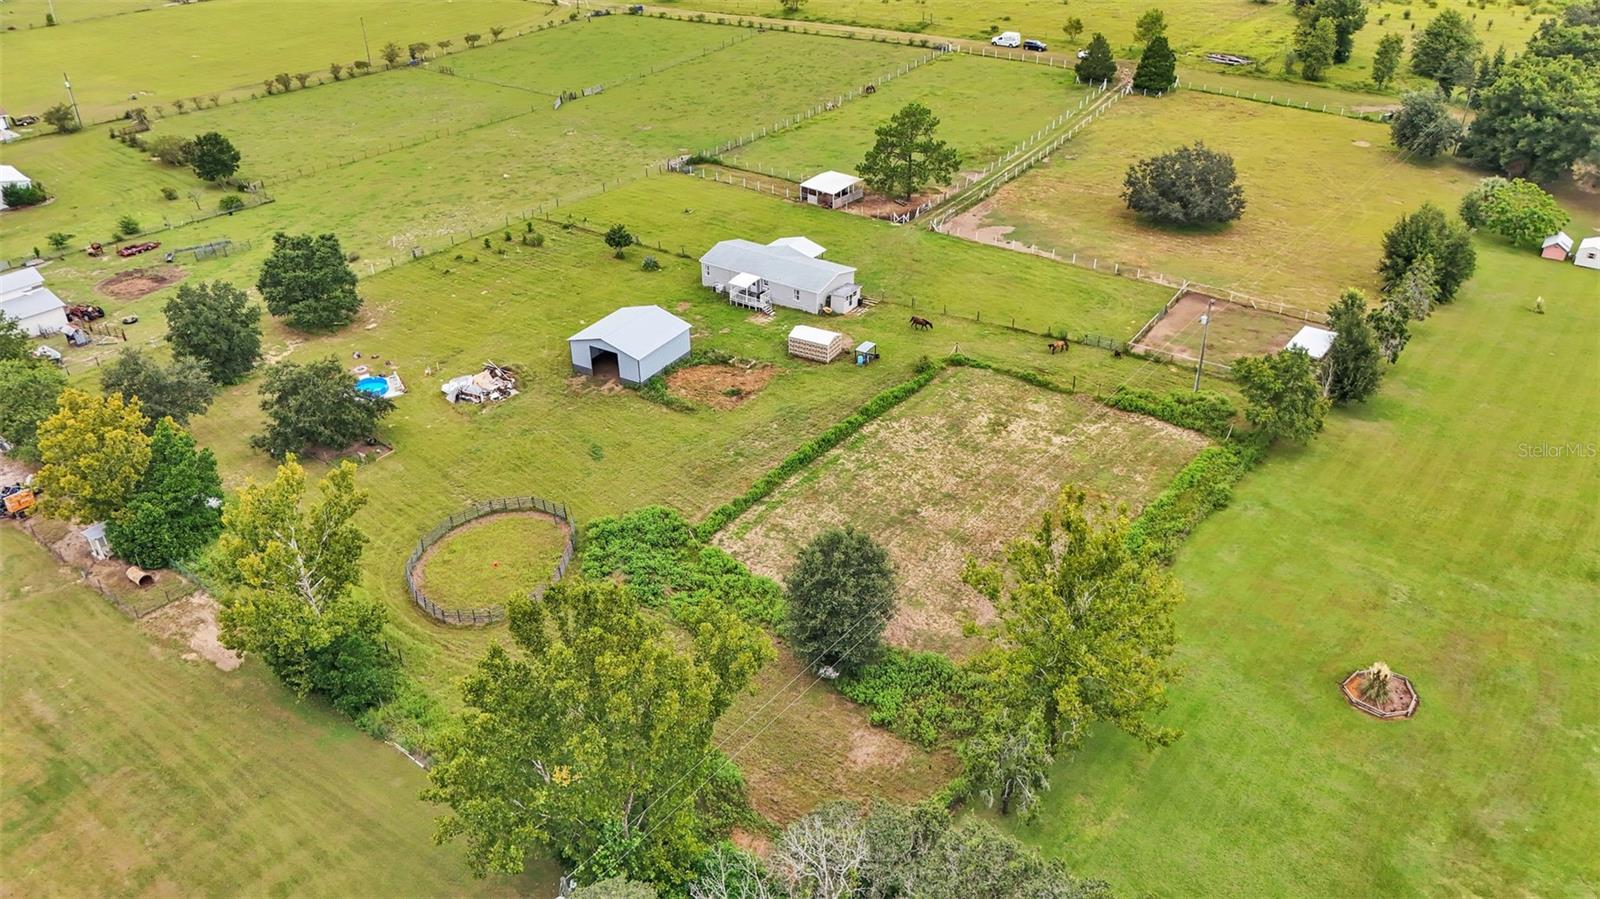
[62,72,82,130]
[360,16,372,66]
[1193,298,1215,392]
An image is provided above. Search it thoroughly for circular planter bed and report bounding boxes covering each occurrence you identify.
[1341,668,1419,720]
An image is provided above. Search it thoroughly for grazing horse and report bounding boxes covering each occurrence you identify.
[909,315,933,330]
[1048,339,1069,354]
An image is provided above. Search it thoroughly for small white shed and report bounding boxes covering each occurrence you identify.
[569,305,692,385]
[799,171,864,209]
[1286,325,1337,360]
[0,164,31,209]
[1576,237,1600,271]
[788,325,850,363]
[1540,231,1573,261]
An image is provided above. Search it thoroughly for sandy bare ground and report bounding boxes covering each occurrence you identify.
[96,265,186,300]
[1136,291,1308,363]
[666,363,776,410]
[715,369,1209,658]
[140,592,242,671]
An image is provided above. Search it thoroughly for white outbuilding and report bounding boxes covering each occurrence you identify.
[568,305,692,385]
[798,171,864,209]
[0,164,32,208]
[700,238,861,316]
[1576,237,1600,271]
[0,266,67,337]
[1285,325,1337,360]
[1540,231,1573,261]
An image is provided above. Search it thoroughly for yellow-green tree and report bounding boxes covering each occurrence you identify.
[35,389,151,523]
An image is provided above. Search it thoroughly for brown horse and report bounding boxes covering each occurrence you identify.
[909,315,934,330]
[1048,340,1069,354]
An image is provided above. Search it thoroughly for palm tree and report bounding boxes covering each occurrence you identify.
[1359,661,1393,704]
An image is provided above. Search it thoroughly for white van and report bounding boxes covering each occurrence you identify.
[990,31,1022,48]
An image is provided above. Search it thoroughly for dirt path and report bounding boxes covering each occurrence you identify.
[140,592,242,671]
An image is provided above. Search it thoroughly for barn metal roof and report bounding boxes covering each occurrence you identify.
[568,305,690,359]
[0,266,45,300]
[701,239,854,293]
[0,164,28,183]
[799,170,861,194]
[0,286,65,320]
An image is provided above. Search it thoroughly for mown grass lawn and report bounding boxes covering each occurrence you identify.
[726,52,1088,177]
[0,528,554,897]
[417,512,572,610]
[997,235,1600,895]
[0,0,568,121]
[974,91,1487,308]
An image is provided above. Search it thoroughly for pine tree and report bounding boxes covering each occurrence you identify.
[1075,33,1116,84]
[1132,35,1177,93]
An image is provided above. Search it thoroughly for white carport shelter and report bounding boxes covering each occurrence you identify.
[799,171,864,209]
[568,305,691,385]
[700,238,861,316]
[0,267,67,337]
[1576,237,1600,271]
[1286,325,1336,360]
[0,164,32,208]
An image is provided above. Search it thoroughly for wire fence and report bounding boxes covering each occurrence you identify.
[404,495,575,626]
[1176,77,1392,121]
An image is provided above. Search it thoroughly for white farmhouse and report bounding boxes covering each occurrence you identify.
[700,238,861,316]
[0,266,67,337]
[1576,237,1600,271]
[0,164,32,208]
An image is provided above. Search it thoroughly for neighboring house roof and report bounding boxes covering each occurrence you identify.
[0,266,45,300]
[1578,236,1600,252]
[0,163,29,184]
[701,239,855,293]
[1286,325,1337,360]
[568,305,690,359]
[1542,231,1573,252]
[769,236,826,258]
[0,287,66,321]
[799,170,861,194]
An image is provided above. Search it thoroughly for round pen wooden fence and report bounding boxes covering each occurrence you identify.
[404,496,575,626]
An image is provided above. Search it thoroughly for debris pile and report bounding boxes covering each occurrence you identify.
[441,361,518,404]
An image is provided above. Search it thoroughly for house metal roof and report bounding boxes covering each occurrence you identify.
[1543,231,1573,251]
[0,266,45,300]
[0,286,65,321]
[701,239,854,293]
[0,164,28,183]
[568,305,690,359]
[799,170,861,194]
[769,236,826,258]
[1286,325,1337,360]
[1578,236,1600,251]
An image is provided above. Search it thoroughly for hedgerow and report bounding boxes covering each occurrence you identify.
[1102,386,1237,439]
[1125,443,1258,562]
[695,366,943,540]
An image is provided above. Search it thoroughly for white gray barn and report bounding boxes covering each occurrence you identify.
[700,238,860,316]
[0,266,67,337]
[568,305,691,386]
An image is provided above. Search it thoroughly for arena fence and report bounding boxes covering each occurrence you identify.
[404,496,575,626]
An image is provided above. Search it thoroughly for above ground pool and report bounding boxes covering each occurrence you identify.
[355,376,390,397]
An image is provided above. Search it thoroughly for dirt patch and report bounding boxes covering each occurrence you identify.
[846,725,911,771]
[715,369,1209,658]
[1135,291,1310,364]
[1351,103,1401,115]
[303,439,393,465]
[96,266,186,300]
[566,374,626,396]
[1351,139,1372,148]
[730,828,772,859]
[140,592,242,671]
[666,363,776,410]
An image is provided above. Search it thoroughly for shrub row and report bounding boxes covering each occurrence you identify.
[1125,442,1260,563]
[945,353,1074,395]
[837,648,978,749]
[1101,386,1237,439]
[695,366,943,540]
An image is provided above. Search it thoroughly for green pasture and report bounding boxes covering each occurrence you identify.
[1001,234,1600,895]
[0,0,568,122]
[0,528,552,897]
[564,175,1176,339]
[0,0,162,29]
[726,52,1087,177]
[657,0,1549,93]
[975,90,1485,308]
